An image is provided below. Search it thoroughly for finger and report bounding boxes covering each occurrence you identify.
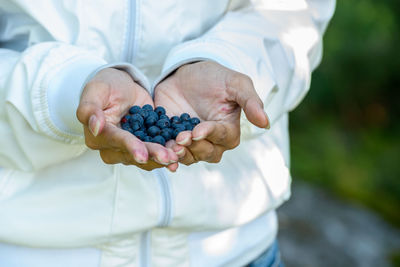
[191,121,239,148]
[175,131,193,146]
[166,140,185,159]
[167,163,179,172]
[152,142,179,172]
[166,148,179,164]
[145,142,177,166]
[84,124,149,163]
[77,81,111,136]
[187,139,216,163]
[99,149,163,171]
[227,73,270,129]
[166,138,198,165]
[176,146,197,166]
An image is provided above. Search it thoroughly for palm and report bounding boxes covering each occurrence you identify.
[154,67,240,125]
[104,82,153,126]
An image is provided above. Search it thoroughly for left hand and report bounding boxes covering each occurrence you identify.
[154,61,269,165]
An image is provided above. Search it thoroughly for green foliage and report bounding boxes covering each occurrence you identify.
[290,0,400,228]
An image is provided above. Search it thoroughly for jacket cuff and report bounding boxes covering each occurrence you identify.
[153,39,244,93]
[47,57,106,139]
[153,39,274,139]
[47,61,150,139]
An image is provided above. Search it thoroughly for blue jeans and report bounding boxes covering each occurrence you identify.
[246,240,284,267]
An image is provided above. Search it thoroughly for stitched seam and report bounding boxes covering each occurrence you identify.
[108,164,121,239]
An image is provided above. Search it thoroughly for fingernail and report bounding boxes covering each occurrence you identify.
[176,148,185,156]
[135,157,147,164]
[134,153,147,164]
[264,111,270,130]
[156,155,169,166]
[177,136,190,145]
[192,135,205,141]
[89,115,101,136]
[169,159,177,164]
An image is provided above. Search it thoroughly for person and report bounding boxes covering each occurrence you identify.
[0,0,335,266]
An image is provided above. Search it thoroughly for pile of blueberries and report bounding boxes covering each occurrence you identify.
[120,104,200,146]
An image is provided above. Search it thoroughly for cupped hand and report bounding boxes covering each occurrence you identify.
[154,61,269,165]
[76,68,178,171]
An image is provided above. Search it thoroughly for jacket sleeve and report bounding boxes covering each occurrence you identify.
[0,42,152,171]
[0,43,108,171]
[154,0,336,138]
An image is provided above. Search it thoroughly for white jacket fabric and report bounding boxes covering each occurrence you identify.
[0,0,335,266]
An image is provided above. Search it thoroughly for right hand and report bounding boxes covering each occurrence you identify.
[76,68,178,171]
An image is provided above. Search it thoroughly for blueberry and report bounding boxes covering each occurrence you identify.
[129,105,141,114]
[121,115,130,124]
[143,136,153,142]
[170,116,180,124]
[171,123,185,130]
[183,121,194,131]
[139,109,149,119]
[180,113,190,122]
[147,126,161,137]
[190,117,200,125]
[152,135,166,146]
[130,113,144,126]
[148,111,159,120]
[159,114,169,121]
[154,106,166,116]
[172,128,184,139]
[121,123,132,131]
[145,115,158,127]
[160,128,172,141]
[130,121,142,132]
[142,104,153,111]
[156,119,170,129]
[133,130,146,141]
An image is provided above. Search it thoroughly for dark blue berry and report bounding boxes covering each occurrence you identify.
[142,104,153,111]
[170,116,180,124]
[180,113,190,122]
[183,121,194,131]
[130,113,144,126]
[122,123,132,131]
[139,109,149,119]
[156,119,170,129]
[152,135,166,146]
[154,106,166,116]
[159,114,169,121]
[160,128,172,141]
[149,111,159,120]
[172,123,185,130]
[145,115,158,127]
[147,126,161,137]
[133,130,146,141]
[129,105,141,114]
[190,117,200,125]
[130,121,142,132]
[143,136,153,142]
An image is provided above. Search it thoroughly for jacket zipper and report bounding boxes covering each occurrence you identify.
[124,0,137,63]
[153,168,173,227]
[124,2,173,265]
[124,1,152,266]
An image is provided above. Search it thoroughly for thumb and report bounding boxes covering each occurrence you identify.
[76,82,109,136]
[228,74,270,129]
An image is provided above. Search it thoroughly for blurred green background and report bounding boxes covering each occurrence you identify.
[290,0,400,229]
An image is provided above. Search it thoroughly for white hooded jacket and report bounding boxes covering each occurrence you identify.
[0,0,335,266]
